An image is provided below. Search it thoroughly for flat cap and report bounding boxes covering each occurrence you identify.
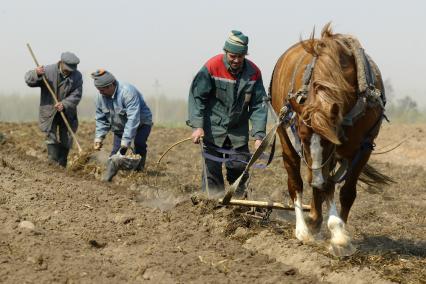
[61,52,80,71]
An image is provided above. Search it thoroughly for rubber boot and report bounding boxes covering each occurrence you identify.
[47,144,60,164]
[136,155,146,171]
[57,146,70,168]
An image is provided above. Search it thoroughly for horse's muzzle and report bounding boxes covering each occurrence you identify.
[311,169,326,190]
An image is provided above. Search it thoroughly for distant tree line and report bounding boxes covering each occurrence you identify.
[383,79,426,123]
[1,81,425,124]
[0,93,189,126]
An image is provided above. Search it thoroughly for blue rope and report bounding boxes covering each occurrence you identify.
[201,146,273,169]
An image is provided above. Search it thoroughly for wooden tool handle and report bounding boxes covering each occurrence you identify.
[26,43,82,153]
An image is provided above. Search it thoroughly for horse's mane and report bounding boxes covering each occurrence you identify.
[300,23,357,144]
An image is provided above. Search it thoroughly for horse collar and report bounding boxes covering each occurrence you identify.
[287,55,317,105]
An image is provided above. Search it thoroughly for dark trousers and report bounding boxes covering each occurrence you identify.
[202,138,250,194]
[46,114,72,167]
[111,124,152,156]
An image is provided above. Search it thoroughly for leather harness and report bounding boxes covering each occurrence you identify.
[269,47,386,183]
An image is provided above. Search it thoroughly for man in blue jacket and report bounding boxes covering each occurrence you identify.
[92,70,152,170]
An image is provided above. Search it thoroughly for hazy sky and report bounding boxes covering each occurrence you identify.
[1,0,425,105]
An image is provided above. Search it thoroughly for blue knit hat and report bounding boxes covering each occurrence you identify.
[223,30,249,55]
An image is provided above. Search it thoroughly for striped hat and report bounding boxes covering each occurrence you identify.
[91,69,116,88]
[223,30,249,55]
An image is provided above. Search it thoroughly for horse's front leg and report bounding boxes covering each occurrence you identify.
[278,127,313,242]
[340,151,371,223]
[326,192,355,256]
[306,179,324,234]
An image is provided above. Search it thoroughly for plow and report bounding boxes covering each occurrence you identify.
[159,134,311,224]
[218,198,310,224]
[217,198,310,212]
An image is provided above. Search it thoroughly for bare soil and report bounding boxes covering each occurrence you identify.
[0,121,425,283]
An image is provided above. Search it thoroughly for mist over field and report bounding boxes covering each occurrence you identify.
[1,84,425,125]
[0,93,188,127]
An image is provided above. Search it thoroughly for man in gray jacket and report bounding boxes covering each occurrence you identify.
[25,52,83,167]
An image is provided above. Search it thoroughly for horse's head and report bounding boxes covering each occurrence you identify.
[297,23,358,190]
[297,101,340,190]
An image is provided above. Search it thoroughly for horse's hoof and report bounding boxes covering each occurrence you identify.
[305,216,322,235]
[295,228,314,243]
[328,242,356,257]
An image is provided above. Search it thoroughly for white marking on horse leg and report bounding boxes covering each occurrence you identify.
[295,192,313,242]
[310,133,325,188]
[327,199,352,248]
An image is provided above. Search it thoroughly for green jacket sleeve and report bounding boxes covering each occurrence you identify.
[249,76,268,139]
[187,66,213,128]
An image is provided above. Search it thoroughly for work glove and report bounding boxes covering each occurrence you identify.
[93,141,103,151]
[119,146,128,155]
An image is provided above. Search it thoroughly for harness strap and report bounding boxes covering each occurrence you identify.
[201,152,270,169]
[330,159,349,183]
[351,140,375,170]
[341,97,367,126]
[288,56,317,104]
[359,49,385,109]
[295,56,317,103]
[361,48,376,87]
[288,54,307,97]
[340,113,383,181]
[289,122,303,157]
[202,139,276,169]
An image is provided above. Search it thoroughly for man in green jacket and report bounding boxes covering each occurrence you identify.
[187,30,268,196]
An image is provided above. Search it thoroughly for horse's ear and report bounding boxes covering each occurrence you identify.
[321,22,333,38]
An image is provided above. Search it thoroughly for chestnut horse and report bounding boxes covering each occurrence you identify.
[270,23,392,255]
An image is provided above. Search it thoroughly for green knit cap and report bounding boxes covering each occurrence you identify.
[223,30,249,55]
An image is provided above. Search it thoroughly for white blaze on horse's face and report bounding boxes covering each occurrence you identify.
[310,133,326,189]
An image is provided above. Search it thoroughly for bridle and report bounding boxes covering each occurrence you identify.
[301,141,336,171]
[300,116,337,171]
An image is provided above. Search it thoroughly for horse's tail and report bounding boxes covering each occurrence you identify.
[359,163,394,188]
